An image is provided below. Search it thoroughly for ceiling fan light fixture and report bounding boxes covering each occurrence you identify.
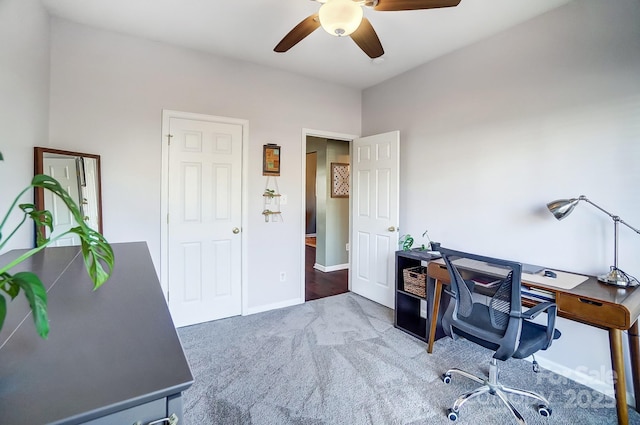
[319,0,363,37]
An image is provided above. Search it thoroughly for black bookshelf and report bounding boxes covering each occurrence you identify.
[394,249,444,343]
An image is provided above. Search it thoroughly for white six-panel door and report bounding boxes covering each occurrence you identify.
[350,131,399,308]
[43,157,82,246]
[167,117,243,327]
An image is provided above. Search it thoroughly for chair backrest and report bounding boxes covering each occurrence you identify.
[440,247,523,360]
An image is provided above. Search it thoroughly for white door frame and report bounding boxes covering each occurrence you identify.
[161,109,249,315]
[300,128,359,301]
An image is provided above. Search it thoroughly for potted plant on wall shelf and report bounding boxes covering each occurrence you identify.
[0,151,114,339]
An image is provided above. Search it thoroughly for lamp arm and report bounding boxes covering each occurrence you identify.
[580,196,640,234]
[619,218,640,235]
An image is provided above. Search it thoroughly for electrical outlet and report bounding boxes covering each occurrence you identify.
[346,243,350,251]
[279,272,286,282]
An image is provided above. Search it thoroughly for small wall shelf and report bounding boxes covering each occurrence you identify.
[262,177,282,222]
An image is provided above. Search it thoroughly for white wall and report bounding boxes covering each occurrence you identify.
[363,0,640,399]
[0,0,50,253]
[48,18,361,312]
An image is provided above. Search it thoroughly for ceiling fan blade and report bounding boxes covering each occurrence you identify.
[274,14,321,53]
[373,0,461,12]
[350,18,384,59]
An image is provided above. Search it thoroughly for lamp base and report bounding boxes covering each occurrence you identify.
[597,268,639,288]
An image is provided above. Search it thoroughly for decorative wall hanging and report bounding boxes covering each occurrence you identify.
[262,176,283,223]
[263,144,281,176]
[331,162,350,198]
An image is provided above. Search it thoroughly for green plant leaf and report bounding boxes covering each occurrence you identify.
[11,272,49,339]
[19,203,53,246]
[0,272,20,299]
[70,226,114,289]
[0,171,113,339]
[31,174,114,289]
[31,174,86,224]
[0,295,6,332]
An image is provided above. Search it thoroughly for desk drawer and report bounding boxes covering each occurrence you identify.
[82,397,173,425]
[428,263,449,282]
[557,293,628,329]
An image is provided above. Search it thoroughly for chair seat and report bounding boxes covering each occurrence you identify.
[449,304,561,360]
[513,320,561,359]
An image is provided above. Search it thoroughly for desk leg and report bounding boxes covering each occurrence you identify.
[610,328,629,425]
[427,279,442,354]
[629,321,640,411]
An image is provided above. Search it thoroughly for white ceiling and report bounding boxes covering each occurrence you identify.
[40,0,573,90]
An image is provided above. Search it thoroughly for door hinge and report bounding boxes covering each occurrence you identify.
[167,213,169,224]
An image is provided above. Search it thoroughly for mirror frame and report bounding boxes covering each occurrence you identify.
[34,147,103,234]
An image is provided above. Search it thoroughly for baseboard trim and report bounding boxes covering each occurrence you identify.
[314,263,349,272]
[530,355,635,406]
[244,297,303,316]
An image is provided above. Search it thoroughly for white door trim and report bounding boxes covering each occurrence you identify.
[161,110,249,316]
[300,128,359,302]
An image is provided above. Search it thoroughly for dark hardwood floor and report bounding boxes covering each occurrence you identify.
[305,245,349,301]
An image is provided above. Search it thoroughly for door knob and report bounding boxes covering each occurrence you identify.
[232,227,240,234]
[388,226,397,232]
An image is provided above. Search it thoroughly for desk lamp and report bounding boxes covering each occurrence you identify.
[547,195,640,287]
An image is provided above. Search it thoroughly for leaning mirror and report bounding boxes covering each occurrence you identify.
[34,147,103,246]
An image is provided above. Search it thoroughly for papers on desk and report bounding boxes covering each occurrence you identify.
[471,276,501,288]
[521,286,556,302]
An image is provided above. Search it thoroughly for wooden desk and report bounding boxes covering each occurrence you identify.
[426,260,640,425]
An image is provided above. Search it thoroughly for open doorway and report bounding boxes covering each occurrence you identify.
[304,135,350,301]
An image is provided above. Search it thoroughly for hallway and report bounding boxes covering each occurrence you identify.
[305,243,348,301]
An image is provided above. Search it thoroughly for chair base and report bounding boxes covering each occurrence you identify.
[442,358,551,425]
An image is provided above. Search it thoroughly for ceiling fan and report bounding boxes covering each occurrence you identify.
[274,0,462,59]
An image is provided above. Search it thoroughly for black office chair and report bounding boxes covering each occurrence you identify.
[439,248,561,424]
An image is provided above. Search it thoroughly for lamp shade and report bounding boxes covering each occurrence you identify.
[546,198,580,220]
[319,0,363,37]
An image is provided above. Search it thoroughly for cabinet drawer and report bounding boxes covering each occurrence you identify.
[557,294,628,329]
[82,398,167,425]
[427,263,449,282]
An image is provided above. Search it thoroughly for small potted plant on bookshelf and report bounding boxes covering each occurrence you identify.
[0,151,114,339]
[399,229,439,251]
[398,233,415,251]
[420,229,441,251]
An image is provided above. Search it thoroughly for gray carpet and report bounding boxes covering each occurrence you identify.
[178,292,640,425]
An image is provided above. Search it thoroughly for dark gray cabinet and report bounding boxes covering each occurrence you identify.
[394,249,446,343]
[0,242,193,425]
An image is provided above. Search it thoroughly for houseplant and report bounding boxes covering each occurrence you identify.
[0,151,114,339]
[399,229,435,251]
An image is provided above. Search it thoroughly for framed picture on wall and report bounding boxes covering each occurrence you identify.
[331,163,349,198]
[263,144,281,176]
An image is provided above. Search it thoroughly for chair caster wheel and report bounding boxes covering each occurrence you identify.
[442,373,452,384]
[538,405,552,417]
[447,408,458,421]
